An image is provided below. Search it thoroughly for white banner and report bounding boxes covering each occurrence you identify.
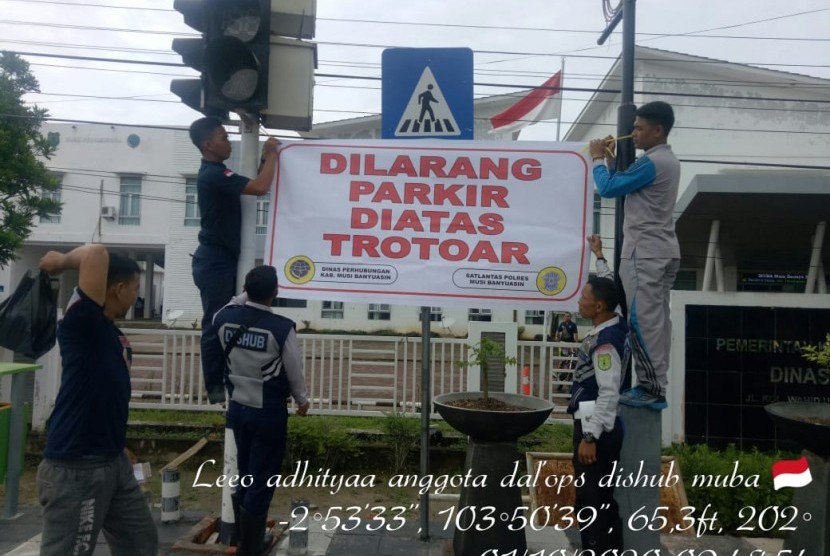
[265,140,592,309]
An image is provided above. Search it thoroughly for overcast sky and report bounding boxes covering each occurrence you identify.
[3,0,830,141]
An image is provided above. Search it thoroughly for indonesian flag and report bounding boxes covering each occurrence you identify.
[489,71,563,134]
[772,456,812,490]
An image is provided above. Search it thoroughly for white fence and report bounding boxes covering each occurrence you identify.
[124,329,578,417]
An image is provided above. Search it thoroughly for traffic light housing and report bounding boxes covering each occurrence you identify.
[171,0,317,130]
[202,0,271,113]
[171,0,270,117]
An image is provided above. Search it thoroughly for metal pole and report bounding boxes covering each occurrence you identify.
[614,0,637,318]
[219,116,260,545]
[806,221,826,294]
[555,58,565,142]
[419,306,431,540]
[237,115,260,287]
[2,373,26,519]
[702,220,720,292]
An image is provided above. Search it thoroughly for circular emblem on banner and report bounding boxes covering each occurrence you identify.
[536,266,567,296]
[285,256,315,284]
[127,134,140,148]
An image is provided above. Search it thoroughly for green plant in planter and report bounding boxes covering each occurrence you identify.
[456,337,517,401]
[802,333,830,367]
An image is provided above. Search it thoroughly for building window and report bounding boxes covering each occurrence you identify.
[118,176,141,225]
[368,303,391,320]
[273,298,307,308]
[256,194,269,235]
[418,307,443,322]
[593,192,602,235]
[321,301,344,319]
[39,181,62,224]
[184,178,199,226]
[468,308,492,322]
[525,310,545,325]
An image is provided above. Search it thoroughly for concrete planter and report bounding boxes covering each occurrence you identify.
[434,392,554,556]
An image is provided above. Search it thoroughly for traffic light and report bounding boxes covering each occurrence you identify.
[171,0,317,130]
[171,0,270,117]
[202,0,271,113]
[171,0,223,119]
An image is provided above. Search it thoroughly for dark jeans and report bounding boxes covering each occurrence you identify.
[37,453,158,556]
[572,417,624,551]
[192,244,237,330]
[192,245,237,396]
[228,400,288,517]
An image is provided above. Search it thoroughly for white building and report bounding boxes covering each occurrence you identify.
[1,92,530,338]
[566,46,830,290]
[3,47,828,342]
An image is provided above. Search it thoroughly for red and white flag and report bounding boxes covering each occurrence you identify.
[772,456,812,490]
[489,71,563,134]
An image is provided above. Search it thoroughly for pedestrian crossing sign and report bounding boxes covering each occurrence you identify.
[381,48,473,139]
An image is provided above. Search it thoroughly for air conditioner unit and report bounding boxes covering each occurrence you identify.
[101,206,117,219]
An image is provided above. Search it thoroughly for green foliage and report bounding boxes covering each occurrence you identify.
[380,412,421,473]
[0,51,60,267]
[129,408,225,426]
[667,443,795,535]
[456,337,518,400]
[801,332,830,367]
[285,415,360,471]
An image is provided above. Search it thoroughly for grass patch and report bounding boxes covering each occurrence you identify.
[130,408,225,426]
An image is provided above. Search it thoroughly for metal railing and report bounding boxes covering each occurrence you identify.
[124,328,578,417]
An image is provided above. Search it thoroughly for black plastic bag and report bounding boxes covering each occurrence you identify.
[0,270,58,359]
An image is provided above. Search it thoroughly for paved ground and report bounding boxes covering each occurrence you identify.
[0,505,785,556]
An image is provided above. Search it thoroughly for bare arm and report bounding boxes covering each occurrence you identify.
[242,138,279,196]
[39,243,109,305]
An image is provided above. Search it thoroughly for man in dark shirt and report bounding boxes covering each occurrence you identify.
[37,244,157,556]
[187,117,278,400]
[555,312,579,343]
[554,312,580,389]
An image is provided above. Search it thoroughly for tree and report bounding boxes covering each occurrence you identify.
[456,337,517,401]
[0,51,60,267]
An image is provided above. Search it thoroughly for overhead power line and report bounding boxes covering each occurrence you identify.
[24,115,830,172]
[4,16,830,43]
[28,88,830,116]
[13,51,830,106]
[7,38,830,69]
[27,58,830,91]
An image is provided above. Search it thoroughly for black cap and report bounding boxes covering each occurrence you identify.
[244,265,278,301]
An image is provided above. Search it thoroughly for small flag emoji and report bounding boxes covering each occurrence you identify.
[772,456,812,490]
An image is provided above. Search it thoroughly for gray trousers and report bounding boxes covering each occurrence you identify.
[619,254,680,396]
[37,453,158,556]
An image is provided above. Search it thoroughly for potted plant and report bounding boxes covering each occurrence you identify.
[432,338,555,556]
[802,332,830,367]
[763,333,830,553]
[452,336,517,407]
[434,338,554,441]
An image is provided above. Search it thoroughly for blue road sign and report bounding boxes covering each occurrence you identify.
[382,48,474,140]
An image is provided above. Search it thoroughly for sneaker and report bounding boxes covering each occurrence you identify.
[619,386,668,410]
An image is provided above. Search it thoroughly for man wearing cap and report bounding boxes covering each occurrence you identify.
[203,265,309,555]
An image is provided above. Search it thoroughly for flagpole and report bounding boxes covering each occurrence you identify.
[555,57,565,142]
[547,57,565,354]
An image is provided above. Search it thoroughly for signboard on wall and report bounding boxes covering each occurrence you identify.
[266,140,592,309]
[684,305,830,450]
